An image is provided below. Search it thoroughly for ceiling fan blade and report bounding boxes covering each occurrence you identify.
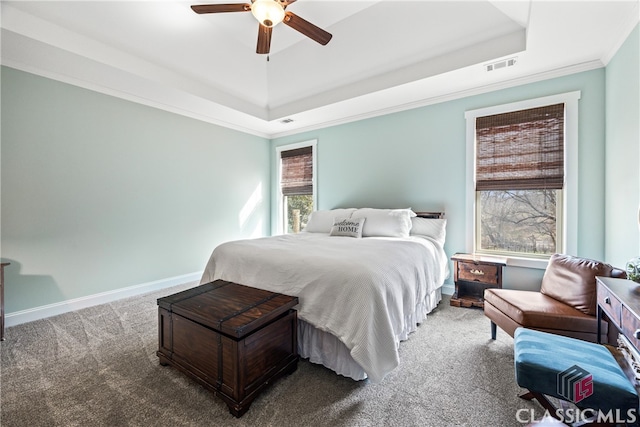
[281,0,297,7]
[283,11,332,46]
[256,24,272,54]
[191,3,251,14]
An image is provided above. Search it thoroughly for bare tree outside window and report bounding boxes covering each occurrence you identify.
[478,189,557,255]
[474,103,564,258]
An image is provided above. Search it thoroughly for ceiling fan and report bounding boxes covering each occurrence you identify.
[191,0,332,55]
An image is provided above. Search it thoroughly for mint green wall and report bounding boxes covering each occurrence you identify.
[605,24,640,267]
[1,67,270,312]
[272,69,607,287]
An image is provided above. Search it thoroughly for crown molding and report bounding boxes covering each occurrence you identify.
[600,3,639,66]
[269,60,604,139]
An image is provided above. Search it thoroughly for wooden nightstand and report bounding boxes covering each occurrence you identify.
[450,253,506,308]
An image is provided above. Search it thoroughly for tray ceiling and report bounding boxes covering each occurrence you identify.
[2,1,638,137]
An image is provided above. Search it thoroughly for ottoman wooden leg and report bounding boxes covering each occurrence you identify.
[519,390,561,418]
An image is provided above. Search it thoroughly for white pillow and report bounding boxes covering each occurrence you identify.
[304,208,356,233]
[410,217,447,246]
[352,208,416,237]
[329,217,365,238]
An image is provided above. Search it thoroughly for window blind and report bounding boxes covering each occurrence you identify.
[280,146,313,196]
[476,103,564,191]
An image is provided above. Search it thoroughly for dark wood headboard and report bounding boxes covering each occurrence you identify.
[414,211,445,219]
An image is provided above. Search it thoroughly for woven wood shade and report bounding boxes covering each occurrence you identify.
[280,146,313,196]
[476,103,564,191]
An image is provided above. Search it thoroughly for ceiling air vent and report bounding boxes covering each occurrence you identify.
[485,57,517,72]
[280,118,294,124]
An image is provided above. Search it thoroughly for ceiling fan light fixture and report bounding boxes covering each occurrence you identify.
[251,0,285,27]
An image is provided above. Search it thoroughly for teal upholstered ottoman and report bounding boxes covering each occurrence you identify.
[514,328,638,423]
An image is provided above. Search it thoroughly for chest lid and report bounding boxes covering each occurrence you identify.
[158,280,298,339]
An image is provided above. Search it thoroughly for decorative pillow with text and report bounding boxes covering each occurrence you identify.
[329,217,366,238]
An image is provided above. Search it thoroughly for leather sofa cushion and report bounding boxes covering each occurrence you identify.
[540,253,615,316]
[484,288,606,334]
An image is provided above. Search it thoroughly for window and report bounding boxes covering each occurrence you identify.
[276,140,317,234]
[466,92,580,265]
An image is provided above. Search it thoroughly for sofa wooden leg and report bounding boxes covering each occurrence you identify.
[491,321,497,340]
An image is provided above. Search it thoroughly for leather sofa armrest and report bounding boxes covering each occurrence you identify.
[611,268,627,279]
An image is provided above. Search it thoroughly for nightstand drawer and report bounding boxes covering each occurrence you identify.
[622,305,640,353]
[457,261,500,286]
[597,280,622,328]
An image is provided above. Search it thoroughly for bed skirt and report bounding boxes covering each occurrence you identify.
[297,286,443,381]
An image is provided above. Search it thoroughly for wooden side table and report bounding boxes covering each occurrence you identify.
[450,253,505,308]
[1,262,9,341]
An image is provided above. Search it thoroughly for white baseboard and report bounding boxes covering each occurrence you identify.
[5,271,203,327]
[441,283,455,296]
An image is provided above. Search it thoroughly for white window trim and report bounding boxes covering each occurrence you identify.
[464,91,580,269]
[275,139,317,235]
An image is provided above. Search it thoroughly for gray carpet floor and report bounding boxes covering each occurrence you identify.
[0,282,543,426]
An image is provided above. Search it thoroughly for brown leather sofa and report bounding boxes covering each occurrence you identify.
[484,253,627,343]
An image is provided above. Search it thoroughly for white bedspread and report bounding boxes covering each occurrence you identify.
[200,232,449,383]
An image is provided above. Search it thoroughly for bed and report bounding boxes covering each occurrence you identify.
[200,208,449,383]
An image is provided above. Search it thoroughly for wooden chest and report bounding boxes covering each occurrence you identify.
[157,280,299,417]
